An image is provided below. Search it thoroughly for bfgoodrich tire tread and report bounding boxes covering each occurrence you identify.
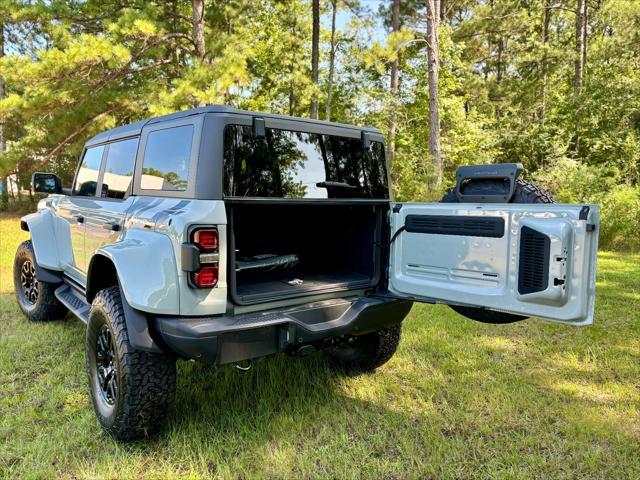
[441,178,556,204]
[86,287,176,441]
[324,325,402,373]
[13,240,67,322]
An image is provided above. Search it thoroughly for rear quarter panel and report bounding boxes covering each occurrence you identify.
[121,197,228,316]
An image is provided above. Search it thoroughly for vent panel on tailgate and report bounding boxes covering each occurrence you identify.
[404,215,505,238]
[518,226,550,294]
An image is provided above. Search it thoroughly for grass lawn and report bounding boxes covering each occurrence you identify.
[0,213,639,479]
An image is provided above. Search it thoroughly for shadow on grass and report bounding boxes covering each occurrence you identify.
[2,260,639,478]
[114,352,434,477]
[170,353,379,436]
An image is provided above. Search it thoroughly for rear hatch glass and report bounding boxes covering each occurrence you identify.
[223,125,389,199]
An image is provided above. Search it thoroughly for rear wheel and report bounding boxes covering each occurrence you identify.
[441,178,556,324]
[13,240,67,322]
[86,286,176,441]
[324,325,402,373]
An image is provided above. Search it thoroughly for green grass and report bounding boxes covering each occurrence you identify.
[1,214,639,479]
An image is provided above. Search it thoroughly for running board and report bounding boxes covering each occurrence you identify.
[55,284,90,324]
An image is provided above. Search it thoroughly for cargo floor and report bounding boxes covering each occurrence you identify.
[235,271,371,303]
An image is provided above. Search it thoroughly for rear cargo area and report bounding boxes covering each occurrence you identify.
[228,202,386,304]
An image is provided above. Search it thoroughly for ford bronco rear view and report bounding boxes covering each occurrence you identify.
[15,106,599,440]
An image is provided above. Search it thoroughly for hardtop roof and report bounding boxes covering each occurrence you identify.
[85,105,381,147]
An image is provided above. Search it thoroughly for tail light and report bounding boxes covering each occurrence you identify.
[189,227,219,288]
[192,265,219,288]
[193,228,218,251]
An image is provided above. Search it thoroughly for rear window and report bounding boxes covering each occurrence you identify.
[223,125,389,199]
[141,125,193,191]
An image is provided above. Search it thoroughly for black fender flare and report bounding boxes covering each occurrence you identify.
[86,253,163,353]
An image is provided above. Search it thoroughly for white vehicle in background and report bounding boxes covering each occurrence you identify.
[15,106,599,440]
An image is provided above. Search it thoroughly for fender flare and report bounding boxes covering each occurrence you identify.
[20,210,71,272]
[117,278,163,353]
[86,255,163,353]
[88,229,179,353]
[92,228,180,315]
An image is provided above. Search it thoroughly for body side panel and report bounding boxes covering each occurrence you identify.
[84,196,136,265]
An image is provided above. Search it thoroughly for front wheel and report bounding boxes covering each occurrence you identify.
[13,240,67,322]
[323,325,402,373]
[86,286,176,441]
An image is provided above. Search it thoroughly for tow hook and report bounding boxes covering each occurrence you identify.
[235,360,252,371]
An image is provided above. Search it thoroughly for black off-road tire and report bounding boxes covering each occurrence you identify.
[13,240,67,322]
[441,178,556,324]
[324,325,402,373]
[86,286,176,441]
[441,178,556,205]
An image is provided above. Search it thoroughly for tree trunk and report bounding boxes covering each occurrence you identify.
[426,0,442,190]
[540,0,551,123]
[325,0,337,121]
[192,0,206,61]
[386,0,401,168]
[289,79,296,116]
[574,0,587,92]
[191,0,206,107]
[0,19,7,209]
[495,35,504,123]
[582,1,588,82]
[310,0,320,119]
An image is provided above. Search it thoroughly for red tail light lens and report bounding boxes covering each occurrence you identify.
[191,266,218,288]
[193,229,218,251]
[189,227,219,288]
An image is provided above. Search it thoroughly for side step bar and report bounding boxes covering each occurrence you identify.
[54,284,91,323]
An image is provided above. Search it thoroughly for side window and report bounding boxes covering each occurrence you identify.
[101,138,138,199]
[140,125,193,191]
[73,145,105,197]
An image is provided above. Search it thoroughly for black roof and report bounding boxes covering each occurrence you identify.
[85,105,381,147]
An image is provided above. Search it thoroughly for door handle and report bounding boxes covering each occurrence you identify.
[75,215,84,224]
[102,222,121,232]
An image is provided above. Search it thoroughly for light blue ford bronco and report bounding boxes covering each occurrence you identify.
[15,106,599,440]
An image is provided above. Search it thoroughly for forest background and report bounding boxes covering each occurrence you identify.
[1,0,638,250]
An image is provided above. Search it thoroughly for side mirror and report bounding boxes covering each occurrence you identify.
[32,172,62,194]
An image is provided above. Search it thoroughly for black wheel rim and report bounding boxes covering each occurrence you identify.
[95,325,118,406]
[20,260,38,304]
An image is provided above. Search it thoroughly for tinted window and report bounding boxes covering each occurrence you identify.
[101,138,138,199]
[73,145,105,197]
[223,126,389,199]
[141,125,193,191]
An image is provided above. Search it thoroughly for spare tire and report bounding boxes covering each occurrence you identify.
[441,178,556,324]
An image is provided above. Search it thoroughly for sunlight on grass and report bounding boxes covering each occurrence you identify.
[0,214,29,294]
[1,212,639,479]
[476,335,521,353]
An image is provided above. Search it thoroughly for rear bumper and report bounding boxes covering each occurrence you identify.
[154,296,413,365]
